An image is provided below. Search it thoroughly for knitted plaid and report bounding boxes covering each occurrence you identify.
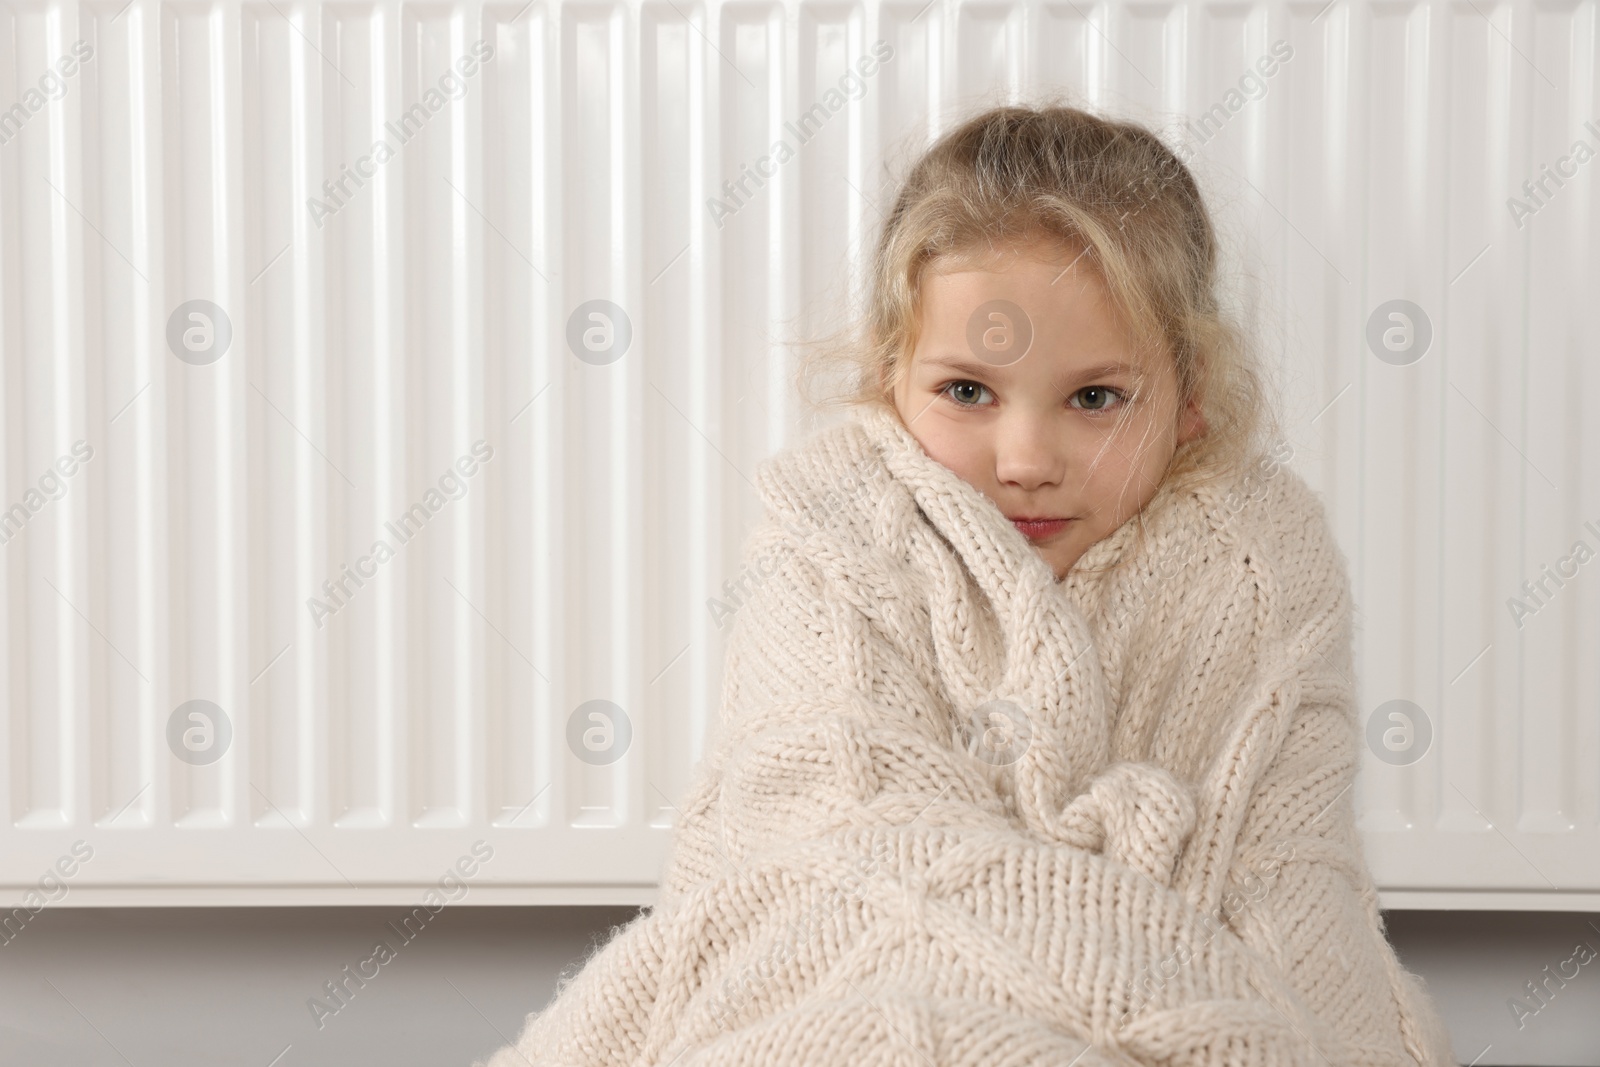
[478,401,1457,1067]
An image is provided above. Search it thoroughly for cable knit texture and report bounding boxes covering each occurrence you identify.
[479,402,1457,1067]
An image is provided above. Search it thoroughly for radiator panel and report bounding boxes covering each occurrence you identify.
[0,0,1595,903]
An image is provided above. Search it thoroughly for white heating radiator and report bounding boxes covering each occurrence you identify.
[0,0,1595,907]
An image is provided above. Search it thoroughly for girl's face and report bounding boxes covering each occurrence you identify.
[891,236,1204,580]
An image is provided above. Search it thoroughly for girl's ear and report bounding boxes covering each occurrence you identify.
[878,352,907,406]
[1177,395,1207,443]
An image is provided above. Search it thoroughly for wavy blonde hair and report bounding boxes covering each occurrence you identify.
[793,97,1282,557]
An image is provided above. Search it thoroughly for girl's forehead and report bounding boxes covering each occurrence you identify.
[928,235,1090,275]
[918,257,1117,324]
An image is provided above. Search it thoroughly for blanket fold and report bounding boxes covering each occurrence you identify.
[481,403,1456,1067]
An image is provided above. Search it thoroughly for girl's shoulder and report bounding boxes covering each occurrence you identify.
[1193,448,1331,539]
[1084,450,1350,623]
[750,409,899,541]
[1186,451,1355,629]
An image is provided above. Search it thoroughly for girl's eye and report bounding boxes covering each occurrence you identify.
[1071,386,1125,412]
[941,380,993,408]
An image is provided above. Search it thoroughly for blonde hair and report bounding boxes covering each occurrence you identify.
[793,97,1282,563]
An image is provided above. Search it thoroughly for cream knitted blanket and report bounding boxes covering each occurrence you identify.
[481,402,1457,1067]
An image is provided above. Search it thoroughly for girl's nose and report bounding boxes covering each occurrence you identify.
[993,416,1065,490]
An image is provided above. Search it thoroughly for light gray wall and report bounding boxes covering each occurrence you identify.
[0,907,1594,1066]
[1381,910,1600,1066]
[0,905,642,1067]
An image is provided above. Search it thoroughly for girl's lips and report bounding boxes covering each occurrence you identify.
[1010,518,1072,541]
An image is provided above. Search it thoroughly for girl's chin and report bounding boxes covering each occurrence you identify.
[1036,546,1083,581]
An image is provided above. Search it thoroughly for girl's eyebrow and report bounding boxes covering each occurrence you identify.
[919,354,1140,383]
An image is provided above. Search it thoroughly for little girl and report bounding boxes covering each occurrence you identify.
[483,104,1457,1067]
